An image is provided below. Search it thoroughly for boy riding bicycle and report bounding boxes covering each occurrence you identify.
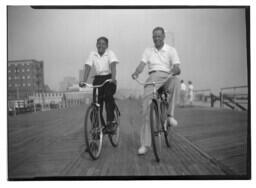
[132,27,181,155]
[80,36,119,133]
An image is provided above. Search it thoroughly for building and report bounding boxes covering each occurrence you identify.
[8,59,45,100]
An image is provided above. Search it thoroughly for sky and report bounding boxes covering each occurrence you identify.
[7,6,248,94]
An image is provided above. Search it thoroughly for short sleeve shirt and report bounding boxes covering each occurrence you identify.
[85,49,119,75]
[188,84,194,95]
[141,44,180,73]
[180,83,187,91]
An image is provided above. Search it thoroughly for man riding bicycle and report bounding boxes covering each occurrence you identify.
[132,27,181,155]
[80,36,119,133]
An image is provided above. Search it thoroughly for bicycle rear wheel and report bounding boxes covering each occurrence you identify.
[161,101,171,147]
[150,101,161,162]
[84,105,103,160]
[109,104,121,147]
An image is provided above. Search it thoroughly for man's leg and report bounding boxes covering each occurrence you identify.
[140,89,152,148]
[165,77,179,125]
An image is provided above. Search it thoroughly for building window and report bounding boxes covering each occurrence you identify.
[22,76,25,79]
[8,84,12,87]
[27,69,30,72]
[23,83,26,87]
[22,69,25,72]
[8,77,11,80]
[28,83,31,87]
[15,84,17,87]
[17,69,19,72]
[27,75,30,79]
[8,70,11,73]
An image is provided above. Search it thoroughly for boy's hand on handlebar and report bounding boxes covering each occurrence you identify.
[111,79,117,85]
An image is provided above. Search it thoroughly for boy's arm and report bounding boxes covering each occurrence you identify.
[83,64,91,82]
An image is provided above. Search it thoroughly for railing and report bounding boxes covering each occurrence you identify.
[220,85,248,111]
[194,85,248,111]
[194,89,214,107]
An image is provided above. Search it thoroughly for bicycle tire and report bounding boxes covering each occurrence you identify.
[161,101,171,147]
[108,104,121,147]
[150,101,161,162]
[84,104,103,160]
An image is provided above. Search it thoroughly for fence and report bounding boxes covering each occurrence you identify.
[220,86,248,111]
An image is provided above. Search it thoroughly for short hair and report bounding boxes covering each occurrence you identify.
[97,36,109,46]
[152,27,165,35]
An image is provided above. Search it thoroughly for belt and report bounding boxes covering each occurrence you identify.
[149,70,169,75]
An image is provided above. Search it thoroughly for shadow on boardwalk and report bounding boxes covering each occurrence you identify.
[7,99,249,179]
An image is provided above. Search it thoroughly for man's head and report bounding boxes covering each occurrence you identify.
[181,80,184,83]
[152,27,165,49]
[96,36,108,56]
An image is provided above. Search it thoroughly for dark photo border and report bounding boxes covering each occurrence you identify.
[7,5,251,181]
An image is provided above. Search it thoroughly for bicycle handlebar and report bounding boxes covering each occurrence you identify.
[79,79,112,88]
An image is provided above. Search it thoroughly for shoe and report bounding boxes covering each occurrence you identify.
[168,117,178,127]
[105,121,117,134]
[137,146,148,155]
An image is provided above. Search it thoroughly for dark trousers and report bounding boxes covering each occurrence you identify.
[93,74,117,123]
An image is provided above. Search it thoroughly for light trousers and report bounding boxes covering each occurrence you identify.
[140,71,179,147]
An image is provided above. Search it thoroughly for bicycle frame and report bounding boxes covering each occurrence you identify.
[135,77,171,127]
[80,79,112,107]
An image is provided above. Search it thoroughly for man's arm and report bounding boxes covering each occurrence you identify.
[132,62,146,79]
[110,61,118,84]
[170,64,181,76]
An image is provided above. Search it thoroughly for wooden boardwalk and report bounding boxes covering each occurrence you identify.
[7,99,249,179]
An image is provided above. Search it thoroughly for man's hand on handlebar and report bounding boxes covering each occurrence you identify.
[79,82,86,88]
[131,72,139,80]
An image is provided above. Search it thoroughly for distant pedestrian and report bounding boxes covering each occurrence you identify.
[180,80,187,107]
[188,81,194,106]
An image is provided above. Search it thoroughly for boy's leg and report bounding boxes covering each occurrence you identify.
[105,82,117,122]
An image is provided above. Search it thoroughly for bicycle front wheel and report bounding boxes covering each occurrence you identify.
[150,101,161,162]
[84,105,103,160]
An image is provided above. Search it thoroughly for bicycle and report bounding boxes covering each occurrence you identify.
[135,76,173,162]
[80,79,121,160]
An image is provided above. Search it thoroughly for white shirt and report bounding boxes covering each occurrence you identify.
[188,84,194,95]
[85,49,119,75]
[180,83,187,91]
[141,44,181,73]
